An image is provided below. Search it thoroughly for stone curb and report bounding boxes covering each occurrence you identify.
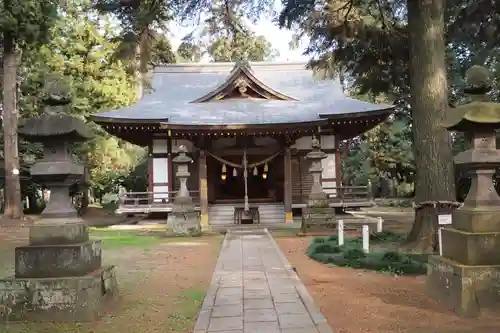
[264,228,334,333]
[193,230,232,331]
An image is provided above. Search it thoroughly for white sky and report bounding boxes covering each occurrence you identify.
[168,4,310,62]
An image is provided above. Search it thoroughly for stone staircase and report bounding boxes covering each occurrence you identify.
[208,203,286,227]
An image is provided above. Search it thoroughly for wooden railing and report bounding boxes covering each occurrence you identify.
[328,185,373,201]
[119,191,200,208]
[292,184,373,206]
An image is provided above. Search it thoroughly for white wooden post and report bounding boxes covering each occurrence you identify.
[437,214,452,256]
[377,217,383,232]
[438,228,443,256]
[362,225,370,253]
[338,219,344,246]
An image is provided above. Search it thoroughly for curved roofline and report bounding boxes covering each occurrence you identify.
[89,105,394,126]
[158,119,328,130]
[319,107,394,119]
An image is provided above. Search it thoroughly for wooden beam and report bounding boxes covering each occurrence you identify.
[148,142,153,192]
[284,146,293,223]
[167,137,174,195]
[198,149,209,228]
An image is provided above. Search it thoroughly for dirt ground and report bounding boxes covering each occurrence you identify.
[276,236,500,333]
[0,224,222,333]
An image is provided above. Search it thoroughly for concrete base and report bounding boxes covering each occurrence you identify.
[166,210,201,236]
[15,240,102,278]
[0,265,118,322]
[426,255,500,317]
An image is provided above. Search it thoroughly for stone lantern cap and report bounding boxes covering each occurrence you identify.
[19,114,93,143]
[306,136,327,160]
[442,65,500,132]
[172,145,192,164]
[18,73,93,142]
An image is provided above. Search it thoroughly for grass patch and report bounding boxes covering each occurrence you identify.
[307,233,427,276]
[90,228,164,249]
[270,229,301,238]
[167,289,206,331]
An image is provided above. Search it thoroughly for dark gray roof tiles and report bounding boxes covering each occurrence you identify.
[92,62,394,125]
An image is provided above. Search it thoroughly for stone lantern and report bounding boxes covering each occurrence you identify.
[306,136,329,207]
[300,136,334,233]
[426,65,500,317]
[166,145,201,236]
[0,75,118,322]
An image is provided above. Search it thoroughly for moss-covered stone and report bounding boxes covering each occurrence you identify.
[0,265,118,322]
[426,255,500,317]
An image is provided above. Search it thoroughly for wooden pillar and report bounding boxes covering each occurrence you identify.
[167,138,174,198]
[198,149,209,228]
[147,141,153,193]
[284,147,293,223]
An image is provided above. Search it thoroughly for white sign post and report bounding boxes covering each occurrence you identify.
[437,214,453,256]
[377,217,383,233]
[338,220,344,246]
[362,225,370,253]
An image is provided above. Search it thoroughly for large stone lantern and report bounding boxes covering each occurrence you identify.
[300,136,334,233]
[166,145,201,236]
[426,65,500,317]
[306,136,329,207]
[0,75,118,322]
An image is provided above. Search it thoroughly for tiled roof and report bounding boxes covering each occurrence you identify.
[92,62,393,125]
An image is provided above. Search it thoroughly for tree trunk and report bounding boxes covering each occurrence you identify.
[2,33,23,219]
[402,0,456,253]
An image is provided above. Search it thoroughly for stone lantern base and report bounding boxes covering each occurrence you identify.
[0,222,119,322]
[426,208,500,317]
[166,206,202,237]
[426,255,500,317]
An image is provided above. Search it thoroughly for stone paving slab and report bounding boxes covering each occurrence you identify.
[194,229,333,333]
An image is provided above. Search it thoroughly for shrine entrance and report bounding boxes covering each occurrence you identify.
[207,153,284,204]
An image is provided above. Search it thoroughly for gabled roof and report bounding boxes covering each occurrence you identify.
[91,61,394,126]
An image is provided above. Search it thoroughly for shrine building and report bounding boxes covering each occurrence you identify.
[90,61,394,227]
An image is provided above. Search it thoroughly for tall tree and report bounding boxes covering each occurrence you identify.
[1,0,60,219]
[404,0,455,253]
[20,2,143,201]
[94,0,176,97]
[278,0,498,252]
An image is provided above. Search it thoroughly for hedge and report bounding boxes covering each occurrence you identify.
[307,233,427,276]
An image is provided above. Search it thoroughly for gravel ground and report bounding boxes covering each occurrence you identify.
[276,236,500,333]
[0,226,222,333]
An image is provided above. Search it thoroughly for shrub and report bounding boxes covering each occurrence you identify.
[327,235,338,242]
[313,237,326,244]
[343,248,366,260]
[307,236,427,276]
[312,243,341,254]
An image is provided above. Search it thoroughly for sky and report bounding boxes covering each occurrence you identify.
[168,10,310,62]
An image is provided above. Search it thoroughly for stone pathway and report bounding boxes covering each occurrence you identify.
[194,229,333,333]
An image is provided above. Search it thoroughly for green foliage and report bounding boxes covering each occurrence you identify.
[177,0,278,63]
[0,0,60,46]
[18,4,145,199]
[121,156,149,192]
[307,236,427,275]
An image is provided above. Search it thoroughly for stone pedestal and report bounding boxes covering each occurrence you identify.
[167,209,201,236]
[0,222,118,322]
[426,65,500,317]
